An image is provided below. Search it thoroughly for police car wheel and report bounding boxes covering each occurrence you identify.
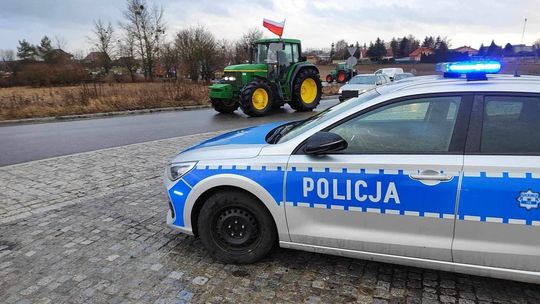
[198,190,276,264]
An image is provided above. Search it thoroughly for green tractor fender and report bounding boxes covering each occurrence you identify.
[287,62,319,91]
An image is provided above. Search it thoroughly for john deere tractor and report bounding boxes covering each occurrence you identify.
[209,38,322,117]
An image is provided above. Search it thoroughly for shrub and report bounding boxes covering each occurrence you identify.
[16,63,87,86]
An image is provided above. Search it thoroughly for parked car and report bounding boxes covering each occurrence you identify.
[393,72,415,81]
[164,61,540,283]
[338,74,390,102]
[375,67,404,80]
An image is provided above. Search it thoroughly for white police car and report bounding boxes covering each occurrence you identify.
[165,61,540,283]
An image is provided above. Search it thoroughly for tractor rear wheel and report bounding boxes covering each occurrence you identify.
[337,70,347,83]
[211,98,239,114]
[289,69,322,112]
[240,80,273,117]
[325,74,333,83]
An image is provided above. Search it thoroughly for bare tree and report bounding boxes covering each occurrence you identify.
[72,49,86,61]
[175,26,219,81]
[118,33,139,82]
[160,42,179,79]
[333,39,349,60]
[89,19,115,74]
[234,28,262,63]
[54,35,68,50]
[121,0,165,80]
[0,49,15,63]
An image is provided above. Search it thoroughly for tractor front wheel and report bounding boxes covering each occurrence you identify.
[325,74,333,83]
[289,69,322,112]
[211,98,239,114]
[240,80,273,117]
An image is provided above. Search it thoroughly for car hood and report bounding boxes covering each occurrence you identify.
[341,84,376,91]
[170,122,285,162]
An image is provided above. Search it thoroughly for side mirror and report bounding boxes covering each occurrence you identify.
[300,56,307,62]
[304,132,348,155]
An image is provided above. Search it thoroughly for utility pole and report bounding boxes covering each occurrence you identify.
[514,18,527,77]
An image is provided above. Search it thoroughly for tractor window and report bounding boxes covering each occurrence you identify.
[254,44,269,64]
[291,44,300,63]
[281,44,294,64]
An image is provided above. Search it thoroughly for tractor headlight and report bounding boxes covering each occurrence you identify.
[223,76,236,81]
[167,162,197,181]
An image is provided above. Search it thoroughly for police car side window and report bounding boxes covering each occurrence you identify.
[329,96,462,154]
[481,96,540,154]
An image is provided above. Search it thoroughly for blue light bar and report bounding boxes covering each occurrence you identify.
[437,61,502,74]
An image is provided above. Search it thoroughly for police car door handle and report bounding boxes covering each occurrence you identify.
[409,170,452,181]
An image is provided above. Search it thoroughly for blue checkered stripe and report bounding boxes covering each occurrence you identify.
[173,164,540,227]
[459,171,540,226]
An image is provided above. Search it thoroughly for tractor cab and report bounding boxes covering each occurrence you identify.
[209,38,322,117]
[251,39,303,83]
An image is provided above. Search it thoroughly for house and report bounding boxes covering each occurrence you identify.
[512,44,535,56]
[453,46,478,56]
[409,47,434,61]
[84,52,110,65]
[45,49,73,64]
[383,48,394,60]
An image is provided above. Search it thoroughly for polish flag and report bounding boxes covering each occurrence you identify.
[263,18,285,37]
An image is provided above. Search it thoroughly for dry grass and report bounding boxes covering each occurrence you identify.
[4,62,539,120]
[0,82,209,120]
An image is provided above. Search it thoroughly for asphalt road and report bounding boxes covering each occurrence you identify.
[0,99,339,166]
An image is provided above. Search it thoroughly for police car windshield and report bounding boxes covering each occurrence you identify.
[278,89,380,143]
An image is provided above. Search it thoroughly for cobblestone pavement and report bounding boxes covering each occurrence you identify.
[1,132,540,304]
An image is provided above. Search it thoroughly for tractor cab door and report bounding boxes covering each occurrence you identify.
[267,42,299,82]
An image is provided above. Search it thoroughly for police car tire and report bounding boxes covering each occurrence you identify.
[211,98,239,114]
[289,68,322,112]
[239,80,273,117]
[197,190,277,264]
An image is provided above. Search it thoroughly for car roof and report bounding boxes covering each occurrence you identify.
[377,74,540,96]
[354,74,377,77]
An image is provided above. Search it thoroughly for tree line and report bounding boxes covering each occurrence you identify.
[330,36,540,63]
[0,0,264,87]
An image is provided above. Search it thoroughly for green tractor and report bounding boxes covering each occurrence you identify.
[325,62,357,83]
[209,38,322,117]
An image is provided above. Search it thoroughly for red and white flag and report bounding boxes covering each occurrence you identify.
[263,18,285,37]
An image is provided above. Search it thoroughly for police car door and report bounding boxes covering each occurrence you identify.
[454,94,540,272]
[285,94,471,261]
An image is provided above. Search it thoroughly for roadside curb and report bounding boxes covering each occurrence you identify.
[0,104,212,125]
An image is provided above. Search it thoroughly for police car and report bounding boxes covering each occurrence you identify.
[165,61,540,283]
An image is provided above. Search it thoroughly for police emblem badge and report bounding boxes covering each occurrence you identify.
[517,189,540,210]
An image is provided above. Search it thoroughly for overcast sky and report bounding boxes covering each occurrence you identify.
[1,0,539,55]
